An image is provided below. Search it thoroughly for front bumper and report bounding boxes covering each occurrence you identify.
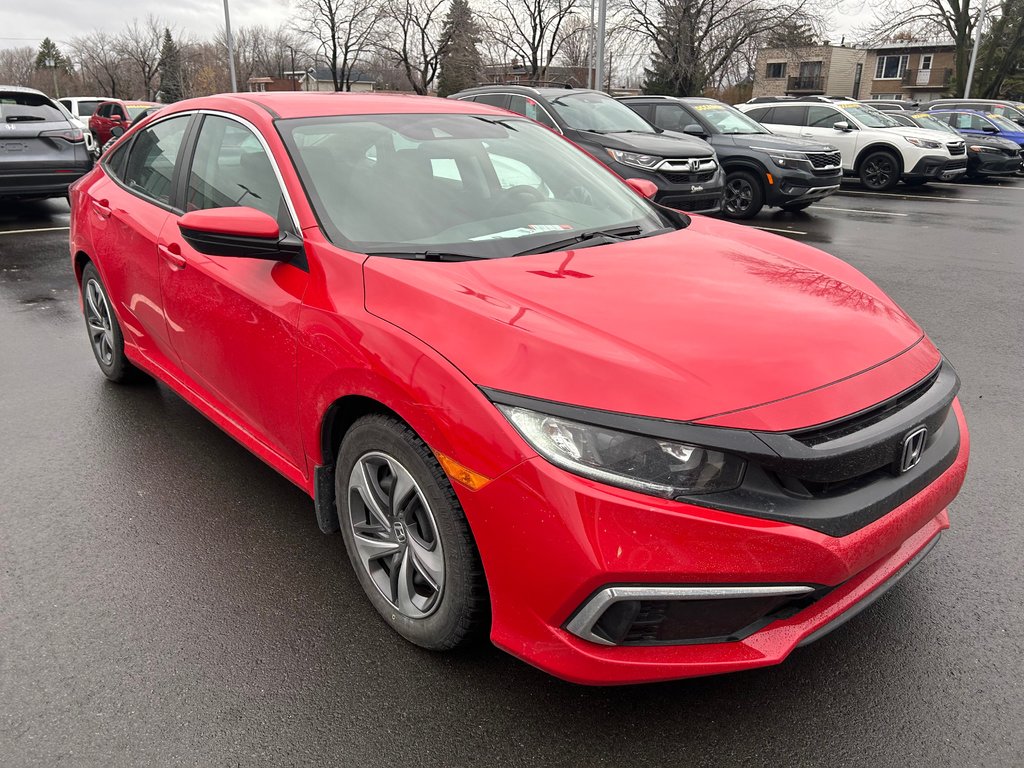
[463,401,969,685]
[969,151,1023,176]
[906,155,967,181]
[616,163,725,213]
[765,169,842,207]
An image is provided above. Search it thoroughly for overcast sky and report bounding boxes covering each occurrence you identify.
[2,0,866,52]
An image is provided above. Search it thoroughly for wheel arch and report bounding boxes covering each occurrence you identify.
[73,250,92,286]
[854,143,904,172]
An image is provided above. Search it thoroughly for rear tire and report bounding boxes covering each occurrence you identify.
[721,170,764,219]
[336,415,488,651]
[858,151,901,191]
[80,263,146,383]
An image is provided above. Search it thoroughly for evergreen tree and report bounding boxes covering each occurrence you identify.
[437,0,482,98]
[34,37,71,97]
[158,29,184,103]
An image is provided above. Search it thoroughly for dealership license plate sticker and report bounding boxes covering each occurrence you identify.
[695,105,725,111]
[470,224,573,241]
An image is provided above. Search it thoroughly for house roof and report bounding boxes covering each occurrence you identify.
[307,67,376,84]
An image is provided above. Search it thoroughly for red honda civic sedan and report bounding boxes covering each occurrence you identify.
[69,93,969,685]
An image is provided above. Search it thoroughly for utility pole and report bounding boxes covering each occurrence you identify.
[964,0,989,98]
[223,0,238,92]
[589,0,596,88]
[595,0,607,92]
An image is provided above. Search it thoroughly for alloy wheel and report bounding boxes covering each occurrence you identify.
[347,451,445,619]
[84,278,115,366]
[863,158,894,189]
[724,177,754,214]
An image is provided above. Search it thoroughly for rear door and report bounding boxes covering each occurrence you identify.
[158,113,308,467]
[755,105,807,139]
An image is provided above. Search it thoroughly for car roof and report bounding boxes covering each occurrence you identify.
[451,85,604,99]
[155,92,517,121]
[0,84,48,97]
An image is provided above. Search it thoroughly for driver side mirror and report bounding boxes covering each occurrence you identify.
[110,126,125,138]
[833,121,852,132]
[178,207,304,261]
[625,178,658,199]
[982,124,998,133]
[682,123,707,138]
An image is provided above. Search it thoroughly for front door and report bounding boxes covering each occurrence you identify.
[801,106,859,168]
[158,113,308,468]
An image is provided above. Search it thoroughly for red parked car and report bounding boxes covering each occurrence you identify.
[88,99,159,145]
[69,93,969,685]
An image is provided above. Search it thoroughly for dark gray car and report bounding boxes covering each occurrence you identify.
[1,85,93,201]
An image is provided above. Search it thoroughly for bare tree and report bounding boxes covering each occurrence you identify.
[0,47,37,87]
[293,0,383,90]
[484,0,581,80]
[377,0,451,93]
[116,16,165,99]
[70,32,128,97]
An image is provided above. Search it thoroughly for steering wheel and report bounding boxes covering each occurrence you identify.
[502,185,547,206]
[565,185,595,206]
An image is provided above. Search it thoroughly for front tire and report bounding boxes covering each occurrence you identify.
[721,170,764,219]
[859,151,901,191]
[80,262,145,383]
[336,415,488,650]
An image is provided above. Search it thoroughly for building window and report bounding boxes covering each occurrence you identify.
[766,62,786,79]
[875,55,909,79]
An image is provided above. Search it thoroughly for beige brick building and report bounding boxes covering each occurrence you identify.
[752,45,868,99]
[863,41,957,103]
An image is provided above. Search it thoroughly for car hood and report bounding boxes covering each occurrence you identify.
[959,131,1022,150]
[889,126,963,145]
[363,216,937,430]
[717,133,837,152]
[590,130,715,158]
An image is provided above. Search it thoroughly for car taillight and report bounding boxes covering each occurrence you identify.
[41,128,85,143]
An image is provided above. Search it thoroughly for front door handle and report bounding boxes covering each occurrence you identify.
[158,243,187,270]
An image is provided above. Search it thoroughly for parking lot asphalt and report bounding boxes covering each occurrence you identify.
[2,180,1022,767]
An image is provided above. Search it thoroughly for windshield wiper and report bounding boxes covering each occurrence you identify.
[514,225,648,256]
[363,249,485,262]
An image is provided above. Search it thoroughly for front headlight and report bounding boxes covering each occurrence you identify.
[904,136,943,149]
[606,149,662,170]
[750,147,810,169]
[498,405,746,498]
[968,144,998,153]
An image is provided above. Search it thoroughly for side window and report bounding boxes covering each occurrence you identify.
[652,104,692,132]
[771,106,808,126]
[745,107,772,122]
[104,139,132,181]
[112,105,126,120]
[122,115,190,205]
[806,106,841,128]
[59,99,71,111]
[96,103,110,118]
[509,95,558,130]
[475,93,510,109]
[953,113,973,130]
[185,115,288,229]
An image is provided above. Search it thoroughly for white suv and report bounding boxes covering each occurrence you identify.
[58,97,108,157]
[737,100,966,191]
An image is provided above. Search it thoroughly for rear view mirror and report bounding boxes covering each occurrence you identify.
[625,178,658,199]
[833,121,852,132]
[178,207,304,261]
[683,123,706,138]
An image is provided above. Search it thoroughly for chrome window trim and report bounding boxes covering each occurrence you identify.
[193,109,302,233]
[565,585,815,646]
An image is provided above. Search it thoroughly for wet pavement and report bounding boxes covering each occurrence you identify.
[2,182,1023,766]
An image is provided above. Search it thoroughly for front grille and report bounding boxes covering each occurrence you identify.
[662,194,721,212]
[807,150,842,168]
[660,170,717,184]
[947,142,966,156]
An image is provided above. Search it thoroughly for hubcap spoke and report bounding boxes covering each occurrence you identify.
[353,531,401,567]
[407,536,443,590]
[351,459,392,530]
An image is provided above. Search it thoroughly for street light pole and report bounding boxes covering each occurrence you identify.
[964,0,989,98]
[223,0,238,93]
[589,0,596,89]
[595,0,607,92]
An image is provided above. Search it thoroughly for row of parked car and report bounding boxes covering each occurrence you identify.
[2,83,1023,218]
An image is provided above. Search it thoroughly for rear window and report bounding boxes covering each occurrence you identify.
[0,91,65,123]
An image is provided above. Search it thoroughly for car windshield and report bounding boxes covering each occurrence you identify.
[837,103,902,128]
[126,104,153,119]
[986,114,1021,132]
[909,113,958,134]
[548,93,657,134]
[280,113,672,258]
[691,103,766,134]
[0,91,65,123]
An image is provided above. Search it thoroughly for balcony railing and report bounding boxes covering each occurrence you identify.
[786,75,825,93]
[901,68,953,88]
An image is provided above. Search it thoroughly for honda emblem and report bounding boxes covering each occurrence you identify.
[899,427,928,473]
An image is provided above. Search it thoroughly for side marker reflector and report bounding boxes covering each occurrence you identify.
[766,172,774,185]
[435,451,492,491]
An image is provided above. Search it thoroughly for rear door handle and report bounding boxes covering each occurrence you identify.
[91,199,111,218]
[158,243,187,270]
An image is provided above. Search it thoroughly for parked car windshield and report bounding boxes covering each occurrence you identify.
[126,104,154,120]
[985,114,1021,132]
[280,113,672,258]
[549,93,657,134]
[909,113,959,134]
[0,91,65,123]
[691,103,766,134]
[837,103,902,128]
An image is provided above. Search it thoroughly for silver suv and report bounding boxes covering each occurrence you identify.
[1,85,93,201]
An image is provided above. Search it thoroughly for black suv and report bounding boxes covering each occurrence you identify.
[619,96,842,218]
[449,86,724,213]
